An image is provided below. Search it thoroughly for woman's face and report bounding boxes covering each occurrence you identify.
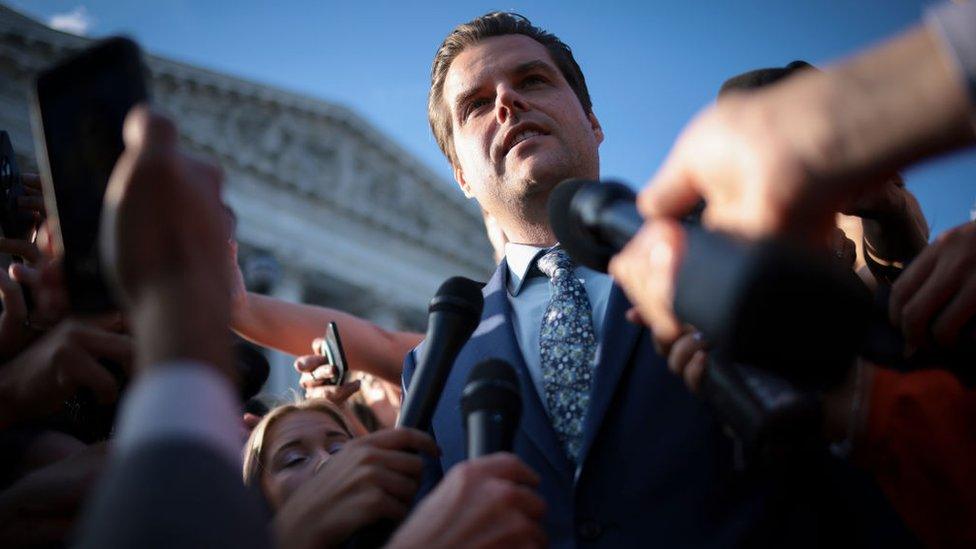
[260,410,352,508]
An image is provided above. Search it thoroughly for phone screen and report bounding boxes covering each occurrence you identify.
[31,37,148,312]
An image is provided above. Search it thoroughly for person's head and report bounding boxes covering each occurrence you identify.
[243,399,355,509]
[429,12,603,242]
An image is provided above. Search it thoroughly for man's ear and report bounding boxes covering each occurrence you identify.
[588,112,604,145]
[453,163,474,198]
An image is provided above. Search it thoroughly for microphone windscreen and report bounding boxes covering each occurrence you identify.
[429,276,484,322]
[548,178,619,273]
[461,358,520,417]
[234,340,270,401]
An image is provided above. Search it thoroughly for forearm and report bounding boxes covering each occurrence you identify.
[233,292,420,385]
[812,25,974,185]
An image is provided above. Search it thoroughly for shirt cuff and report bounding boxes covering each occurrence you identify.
[926,1,976,109]
[113,362,243,468]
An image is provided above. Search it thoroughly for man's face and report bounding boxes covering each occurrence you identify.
[444,34,603,228]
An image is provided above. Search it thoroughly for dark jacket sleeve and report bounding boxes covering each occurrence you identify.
[76,437,272,549]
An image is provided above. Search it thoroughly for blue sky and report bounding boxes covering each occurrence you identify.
[10,0,976,236]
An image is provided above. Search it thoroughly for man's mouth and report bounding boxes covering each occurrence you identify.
[502,125,550,157]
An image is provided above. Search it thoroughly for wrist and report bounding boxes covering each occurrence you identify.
[129,281,233,383]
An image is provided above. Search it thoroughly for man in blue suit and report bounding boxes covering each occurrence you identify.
[405,12,914,548]
[405,12,761,547]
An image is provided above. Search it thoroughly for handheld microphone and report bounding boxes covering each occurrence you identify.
[548,179,870,389]
[461,359,521,458]
[398,276,484,430]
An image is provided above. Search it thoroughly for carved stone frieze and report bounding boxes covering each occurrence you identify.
[0,4,494,321]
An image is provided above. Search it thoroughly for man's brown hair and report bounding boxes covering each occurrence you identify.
[428,12,593,167]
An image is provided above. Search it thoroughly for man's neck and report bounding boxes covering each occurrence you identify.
[500,213,556,248]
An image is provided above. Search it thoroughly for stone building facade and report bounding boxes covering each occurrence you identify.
[0,5,494,395]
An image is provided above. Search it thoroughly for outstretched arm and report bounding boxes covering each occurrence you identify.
[232,291,421,385]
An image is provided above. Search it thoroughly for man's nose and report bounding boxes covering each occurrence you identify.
[495,84,528,125]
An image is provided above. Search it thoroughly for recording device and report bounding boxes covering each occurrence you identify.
[548,179,871,389]
[347,277,484,549]
[461,359,522,458]
[548,178,861,467]
[397,276,484,430]
[322,321,348,386]
[0,131,35,241]
[30,36,149,313]
[234,339,271,401]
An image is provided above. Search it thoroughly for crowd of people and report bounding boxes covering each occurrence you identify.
[0,2,974,548]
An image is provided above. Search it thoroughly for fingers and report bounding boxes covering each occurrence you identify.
[242,413,262,430]
[364,465,421,503]
[931,275,976,347]
[684,351,708,393]
[17,195,45,213]
[638,143,702,220]
[311,336,326,356]
[73,324,133,367]
[0,237,40,263]
[624,307,646,326]
[122,104,177,152]
[898,261,958,348]
[22,173,42,190]
[357,428,440,457]
[326,380,361,404]
[608,219,686,351]
[57,352,120,405]
[0,268,27,324]
[889,241,938,328]
[294,353,329,374]
[462,452,541,488]
[667,331,706,377]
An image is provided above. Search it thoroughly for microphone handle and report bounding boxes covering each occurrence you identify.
[397,313,460,430]
[465,410,514,458]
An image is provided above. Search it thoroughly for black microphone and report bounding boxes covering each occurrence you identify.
[398,276,484,430]
[548,178,871,389]
[233,339,270,402]
[461,359,521,458]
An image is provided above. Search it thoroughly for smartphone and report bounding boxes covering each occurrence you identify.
[30,36,149,312]
[0,131,34,241]
[323,321,349,386]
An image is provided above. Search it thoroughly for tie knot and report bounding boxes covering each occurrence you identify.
[537,248,574,279]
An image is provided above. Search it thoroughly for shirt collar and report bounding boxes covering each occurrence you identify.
[504,242,551,296]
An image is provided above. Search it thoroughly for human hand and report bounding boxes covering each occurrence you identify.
[273,428,438,549]
[229,239,249,317]
[99,106,231,374]
[389,453,547,549]
[0,267,35,358]
[889,221,976,350]
[667,330,709,394]
[608,220,687,349]
[0,442,106,547]
[0,320,132,428]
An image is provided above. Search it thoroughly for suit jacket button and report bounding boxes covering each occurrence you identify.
[578,519,602,541]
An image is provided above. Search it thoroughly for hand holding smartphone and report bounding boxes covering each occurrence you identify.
[321,321,349,386]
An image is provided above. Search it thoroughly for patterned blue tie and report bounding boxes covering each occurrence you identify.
[537,248,596,462]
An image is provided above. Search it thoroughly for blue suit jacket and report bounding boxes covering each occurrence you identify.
[402,261,913,548]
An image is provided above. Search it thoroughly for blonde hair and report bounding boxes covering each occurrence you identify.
[242,399,354,486]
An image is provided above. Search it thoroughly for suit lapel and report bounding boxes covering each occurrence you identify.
[471,261,572,479]
[576,283,643,476]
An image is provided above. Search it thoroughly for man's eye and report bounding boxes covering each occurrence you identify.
[521,75,547,87]
[465,98,490,119]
